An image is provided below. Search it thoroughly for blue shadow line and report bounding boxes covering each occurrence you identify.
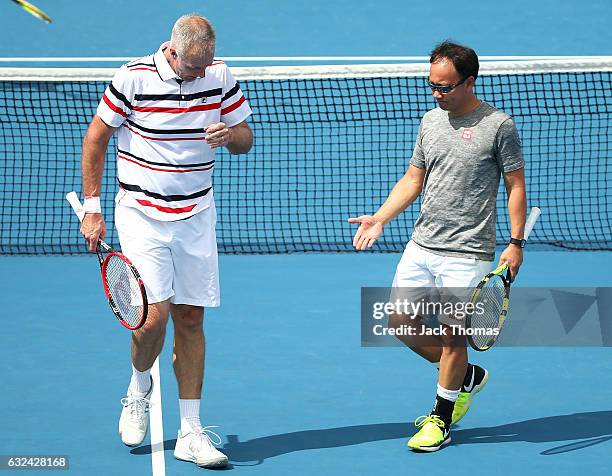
[130,411,612,463]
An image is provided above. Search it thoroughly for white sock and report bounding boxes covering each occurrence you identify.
[437,384,460,402]
[129,365,151,395]
[179,399,202,434]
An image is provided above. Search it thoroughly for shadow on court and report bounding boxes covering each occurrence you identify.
[453,410,612,455]
[223,423,412,464]
[131,439,177,454]
[130,422,411,464]
[130,411,612,463]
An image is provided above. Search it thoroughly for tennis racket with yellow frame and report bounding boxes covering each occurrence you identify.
[466,207,541,351]
[11,0,52,23]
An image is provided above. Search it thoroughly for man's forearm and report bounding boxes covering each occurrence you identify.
[82,138,106,197]
[81,116,116,197]
[374,173,423,225]
[507,184,527,239]
[227,123,253,155]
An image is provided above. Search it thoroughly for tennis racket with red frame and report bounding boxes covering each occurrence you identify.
[66,191,148,330]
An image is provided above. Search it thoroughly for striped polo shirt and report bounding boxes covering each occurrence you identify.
[96,42,252,221]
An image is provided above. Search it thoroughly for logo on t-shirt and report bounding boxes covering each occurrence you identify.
[462,129,473,140]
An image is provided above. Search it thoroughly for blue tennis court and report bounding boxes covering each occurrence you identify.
[1,1,611,475]
[2,252,612,475]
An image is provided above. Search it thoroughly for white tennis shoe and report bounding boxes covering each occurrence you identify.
[118,377,153,447]
[174,425,229,468]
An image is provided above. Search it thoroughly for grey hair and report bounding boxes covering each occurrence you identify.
[171,13,216,58]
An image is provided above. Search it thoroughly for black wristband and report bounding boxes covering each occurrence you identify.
[509,237,526,248]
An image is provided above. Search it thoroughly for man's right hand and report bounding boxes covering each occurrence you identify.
[80,213,107,252]
[347,215,383,250]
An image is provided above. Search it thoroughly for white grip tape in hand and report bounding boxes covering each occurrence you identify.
[65,191,85,222]
[524,207,541,240]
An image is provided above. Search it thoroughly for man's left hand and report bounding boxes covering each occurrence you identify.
[498,245,523,282]
[205,122,231,149]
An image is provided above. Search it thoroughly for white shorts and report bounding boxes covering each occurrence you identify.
[391,241,492,325]
[114,202,220,307]
[392,241,492,288]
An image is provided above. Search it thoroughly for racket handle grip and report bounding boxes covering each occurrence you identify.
[66,191,85,222]
[524,206,541,240]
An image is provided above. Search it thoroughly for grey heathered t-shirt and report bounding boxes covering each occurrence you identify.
[410,101,524,261]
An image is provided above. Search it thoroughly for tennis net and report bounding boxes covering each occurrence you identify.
[1,59,610,254]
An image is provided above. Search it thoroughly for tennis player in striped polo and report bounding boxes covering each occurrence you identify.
[350,41,527,451]
[79,14,253,468]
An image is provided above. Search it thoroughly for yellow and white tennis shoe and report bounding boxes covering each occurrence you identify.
[452,367,489,425]
[407,415,451,452]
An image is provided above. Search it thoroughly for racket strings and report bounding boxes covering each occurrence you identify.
[104,255,144,328]
[470,277,506,348]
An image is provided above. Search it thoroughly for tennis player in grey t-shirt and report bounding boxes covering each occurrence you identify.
[349,41,527,452]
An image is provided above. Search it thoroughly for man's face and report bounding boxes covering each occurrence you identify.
[428,59,470,113]
[172,48,215,82]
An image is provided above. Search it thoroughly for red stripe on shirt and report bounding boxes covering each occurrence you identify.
[221,95,246,115]
[135,199,197,214]
[124,125,207,142]
[118,153,214,172]
[132,103,221,114]
[102,93,128,118]
[128,67,158,72]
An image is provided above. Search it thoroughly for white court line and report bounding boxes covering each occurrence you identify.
[0,55,611,62]
[150,358,166,476]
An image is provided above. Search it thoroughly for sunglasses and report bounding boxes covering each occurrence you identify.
[427,76,468,94]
